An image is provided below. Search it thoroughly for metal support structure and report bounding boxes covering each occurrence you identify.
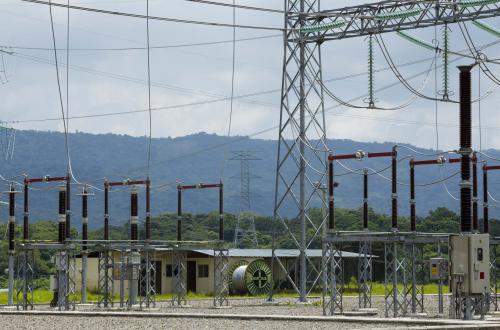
[172,249,187,306]
[272,0,327,304]
[326,150,395,313]
[231,151,260,248]
[358,170,372,309]
[119,252,126,308]
[406,156,462,315]
[213,249,229,307]
[322,157,343,315]
[301,1,500,43]
[55,185,69,310]
[139,250,156,309]
[437,242,444,315]
[80,188,89,304]
[273,0,500,307]
[16,249,34,310]
[384,241,409,317]
[128,190,139,307]
[7,184,16,306]
[176,182,228,306]
[407,243,425,315]
[322,243,343,315]
[358,241,372,309]
[97,249,114,308]
[56,249,76,311]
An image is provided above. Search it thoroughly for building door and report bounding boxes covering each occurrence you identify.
[187,261,197,293]
[155,261,162,293]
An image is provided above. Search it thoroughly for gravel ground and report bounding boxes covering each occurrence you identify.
[2,296,499,329]
[147,294,452,317]
[0,314,413,330]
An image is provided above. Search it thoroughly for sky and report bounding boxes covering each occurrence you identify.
[0,0,499,151]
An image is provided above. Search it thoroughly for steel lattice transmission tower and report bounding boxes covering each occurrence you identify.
[271,0,329,303]
[272,0,500,305]
[230,151,260,248]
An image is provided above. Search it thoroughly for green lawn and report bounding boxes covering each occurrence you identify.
[0,284,453,305]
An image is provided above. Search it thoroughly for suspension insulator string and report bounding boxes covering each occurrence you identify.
[367,34,375,108]
[441,24,451,101]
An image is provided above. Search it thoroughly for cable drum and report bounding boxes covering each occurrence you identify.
[231,259,271,295]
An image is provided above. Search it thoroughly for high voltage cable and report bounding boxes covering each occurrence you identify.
[3,40,498,134]
[220,0,236,179]
[0,34,280,51]
[1,50,276,109]
[4,56,499,130]
[1,54,440,124]
[21,0,286,31]
[97,57,498,177]
[185,0,283,14]
[4,38,496,124]
[48,0,70,172]
[459,22,500,85]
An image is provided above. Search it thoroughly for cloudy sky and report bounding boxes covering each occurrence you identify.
[0,0,499,151]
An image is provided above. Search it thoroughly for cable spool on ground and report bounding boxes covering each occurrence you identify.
[226,260,248,294]
[231,259,271,295]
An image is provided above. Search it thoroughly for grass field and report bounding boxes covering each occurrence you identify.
[0,283,453,305]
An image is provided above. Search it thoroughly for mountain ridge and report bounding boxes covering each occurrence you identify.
[1,129,498,229]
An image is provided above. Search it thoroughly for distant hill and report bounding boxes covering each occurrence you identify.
[0,129,498,229]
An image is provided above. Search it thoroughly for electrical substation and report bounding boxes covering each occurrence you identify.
[1,0,500,328]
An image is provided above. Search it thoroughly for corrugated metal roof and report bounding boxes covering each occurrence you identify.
[192,249,371,258]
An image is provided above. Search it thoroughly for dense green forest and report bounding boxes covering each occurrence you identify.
[4,130,500,226]
[0,207,498,288]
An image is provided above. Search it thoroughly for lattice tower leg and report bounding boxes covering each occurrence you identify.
[127,251,140,308]
[213,249,229,307]
[66,251,76,310]
[97,250,114,308]
[81,252,88,304]
[322,243,332,315]
[8,252,14,306]
[384,242,408,317]
[16,249,34,310]
[358,241,372,309]
[407,244,425,315]
[437,242,444,315]
[325,244,343,315]
[119,253,126,308]
[54,250,76,311]
[140,250,156,309]
[172,250,187,306]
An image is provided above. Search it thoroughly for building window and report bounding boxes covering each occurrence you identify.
[166,264,173,277]
[166,264,179,277]
[198,264,209,278]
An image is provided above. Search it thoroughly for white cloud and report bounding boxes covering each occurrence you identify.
[0,0,498,152]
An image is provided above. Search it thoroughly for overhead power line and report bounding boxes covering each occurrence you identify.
[21,0,285,31]
[0,34,280,52]
[185,0,284,14]
[1,56,437,125]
